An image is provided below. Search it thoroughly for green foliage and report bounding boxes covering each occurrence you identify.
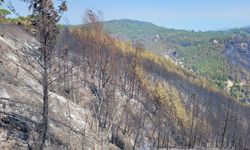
[0,8,10,18]
[0,16,32,29]
[178,43,229,83]
[113,37,234,104]
[104,19,250,100]
[104,20,230,83]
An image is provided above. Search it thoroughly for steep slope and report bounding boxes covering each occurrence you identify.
[1,24,250,150]
[71,23,250,149]
[0,24,115,149]
[104,19,250,101]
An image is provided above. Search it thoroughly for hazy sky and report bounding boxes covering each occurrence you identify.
[4,0,250,31]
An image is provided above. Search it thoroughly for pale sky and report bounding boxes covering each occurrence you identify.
[3,0,250,31]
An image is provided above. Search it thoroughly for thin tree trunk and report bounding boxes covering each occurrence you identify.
[188,111,194,148]
[67,97,72,149]
[220,100,231,149]
[157,129,160,150]
[243,126,249,150]
[192,122,198,148]
[36,49,49,150]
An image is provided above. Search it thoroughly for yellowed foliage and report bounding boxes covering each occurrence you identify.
[135,67,189,127]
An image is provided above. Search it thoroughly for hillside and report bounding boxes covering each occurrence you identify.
[104,19,250,102]
[1,0,250,149]
[0,21,250,149]
[0,24,110,149]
